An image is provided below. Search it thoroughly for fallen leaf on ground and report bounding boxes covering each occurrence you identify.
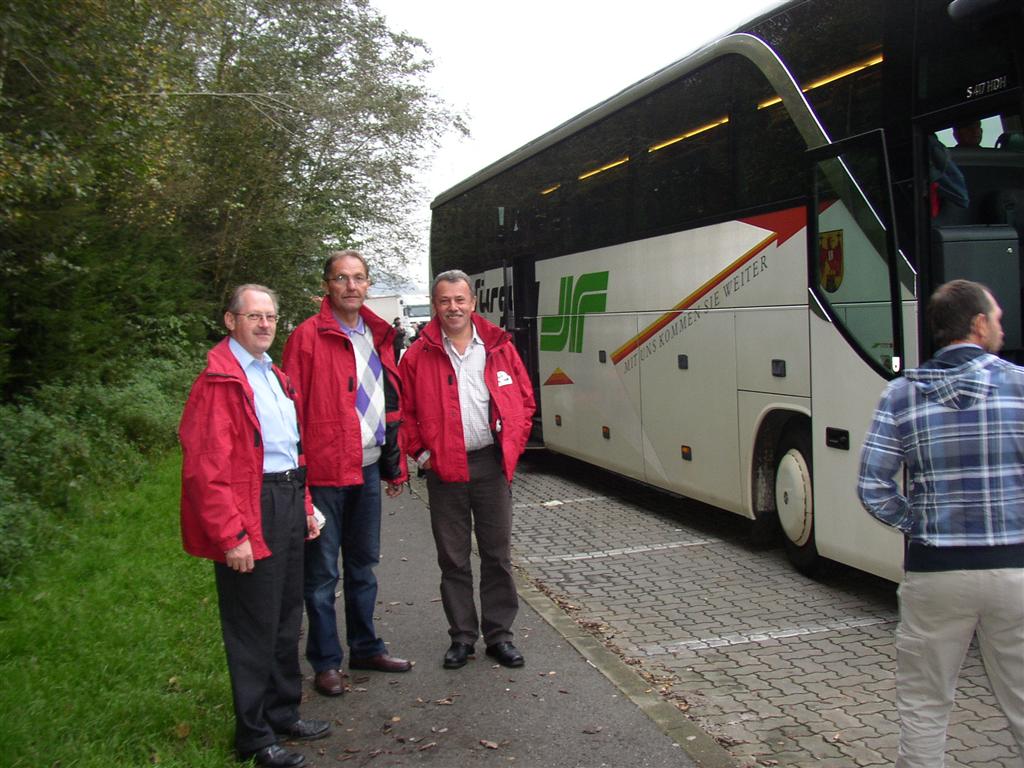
[480,740,499,750]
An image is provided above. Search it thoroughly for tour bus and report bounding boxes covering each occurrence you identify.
[428,0,1023,581]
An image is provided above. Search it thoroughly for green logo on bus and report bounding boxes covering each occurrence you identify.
[540,271,609,353]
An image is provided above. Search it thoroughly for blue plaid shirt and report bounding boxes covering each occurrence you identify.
[858,345,1024,549]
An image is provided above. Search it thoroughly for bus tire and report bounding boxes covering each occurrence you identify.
[774,426,821,577]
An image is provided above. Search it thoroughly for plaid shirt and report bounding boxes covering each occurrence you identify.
[858,345,1024,547]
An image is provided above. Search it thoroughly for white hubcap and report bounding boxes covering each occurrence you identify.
[776,448,812,546]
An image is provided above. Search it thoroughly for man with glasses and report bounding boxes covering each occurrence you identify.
[283,251,411,697]
[180,284,329,767]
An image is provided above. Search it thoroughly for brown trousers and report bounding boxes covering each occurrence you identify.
[426,448,517,646]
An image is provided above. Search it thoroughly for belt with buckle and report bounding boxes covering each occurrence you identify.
[263,467,306,484]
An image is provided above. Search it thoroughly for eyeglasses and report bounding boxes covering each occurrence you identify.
[234,312,278,323]
[327,274,368,286]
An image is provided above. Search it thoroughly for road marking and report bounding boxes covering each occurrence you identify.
[637,614,898,656]
[519,538,717,563]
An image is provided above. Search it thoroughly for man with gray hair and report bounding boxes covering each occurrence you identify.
[399,270,535,670]
[180,284,329,767]
[858,279,1024,767]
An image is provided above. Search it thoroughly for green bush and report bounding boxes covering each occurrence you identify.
[0,351,201,581]
[0,476,43,582]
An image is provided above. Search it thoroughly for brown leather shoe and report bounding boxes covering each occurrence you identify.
[313,668,345,696]
[348,653,412,673]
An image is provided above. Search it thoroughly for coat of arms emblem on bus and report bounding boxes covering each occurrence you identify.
[818,229,844,293]
[539,271,610,353]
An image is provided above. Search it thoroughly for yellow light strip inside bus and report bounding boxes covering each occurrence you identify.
[648,116,730,153]
[578,156,630,181]
[547,54,882,195]
[758,53,883,110]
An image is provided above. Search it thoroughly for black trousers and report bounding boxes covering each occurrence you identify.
[213,478,306,756]
[426,448,517,646]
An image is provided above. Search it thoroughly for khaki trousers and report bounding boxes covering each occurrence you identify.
[895,568,1024,768]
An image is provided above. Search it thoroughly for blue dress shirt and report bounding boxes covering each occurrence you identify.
[229,338,300,472]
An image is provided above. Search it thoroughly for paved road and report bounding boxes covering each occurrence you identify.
[509,450,1021,768]
[294,461,708,768]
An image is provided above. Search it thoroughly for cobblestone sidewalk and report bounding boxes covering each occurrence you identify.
[509,451,1020,768]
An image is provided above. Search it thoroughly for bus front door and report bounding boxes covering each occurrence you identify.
[802,129,912,581]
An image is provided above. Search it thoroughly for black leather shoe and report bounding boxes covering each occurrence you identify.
[242,743,306,767]
[443,641,475,669]
[275,718,330,742]
[485,641,524,668]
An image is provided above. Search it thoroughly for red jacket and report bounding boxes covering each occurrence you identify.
[282,297,408,487]
[399,314,536,483]
[179,338,313,562]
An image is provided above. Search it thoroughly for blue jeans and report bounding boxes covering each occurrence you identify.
[305,463,387,672]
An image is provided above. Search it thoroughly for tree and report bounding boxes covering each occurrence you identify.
[0,0,462,395]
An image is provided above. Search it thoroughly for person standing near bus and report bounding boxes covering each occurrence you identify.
[180,284,330,767]
[282,251,411,698]
[391,317,407,363]
[399,269,535,670]
[858,279,1024,768]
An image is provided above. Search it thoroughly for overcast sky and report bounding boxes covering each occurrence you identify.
[368,0,779,285]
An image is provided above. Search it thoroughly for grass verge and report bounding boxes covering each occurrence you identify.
[0,451,239,767]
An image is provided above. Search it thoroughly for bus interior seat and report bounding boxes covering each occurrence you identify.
[985,188,1022,229]
[996,131,1024,151]
[943,146,1024,233]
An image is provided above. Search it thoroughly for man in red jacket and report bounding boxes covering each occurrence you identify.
[180,284,329,768]
[400,270,536,670]
[283,251,411,697]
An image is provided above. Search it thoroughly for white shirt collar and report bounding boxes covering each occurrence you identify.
[228,337,272,370]
[441,324,482,350]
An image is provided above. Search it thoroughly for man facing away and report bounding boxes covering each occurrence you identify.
[399,269,536,670]
[282,250,410,697]
[180,285,329,768]
[858,279,1024,768]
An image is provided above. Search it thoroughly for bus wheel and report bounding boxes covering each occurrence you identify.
[775,427,821,576]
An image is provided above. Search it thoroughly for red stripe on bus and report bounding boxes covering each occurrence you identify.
[610,230,782,365]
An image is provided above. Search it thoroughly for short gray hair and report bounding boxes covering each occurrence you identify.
[227,284,279,314]
[431,269,472,298]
